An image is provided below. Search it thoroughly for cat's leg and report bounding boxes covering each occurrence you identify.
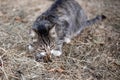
[64,27,72,44]
[51,35,71,56]
[28,29,38,52]
[51,37,64,56]
[51,25,65,56]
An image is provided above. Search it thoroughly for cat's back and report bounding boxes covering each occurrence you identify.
[48,0,82,16]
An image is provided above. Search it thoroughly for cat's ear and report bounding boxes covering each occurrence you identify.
[49,26,57,38]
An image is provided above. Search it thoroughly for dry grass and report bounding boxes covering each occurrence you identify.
[0,0,120,80]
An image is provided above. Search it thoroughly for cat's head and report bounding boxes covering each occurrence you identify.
[28,15,57,62]
[28,15,56,61]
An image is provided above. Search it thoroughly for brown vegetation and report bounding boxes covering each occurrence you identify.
[0,0,120,80]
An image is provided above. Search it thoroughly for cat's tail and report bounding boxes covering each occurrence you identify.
[84,15,106,27]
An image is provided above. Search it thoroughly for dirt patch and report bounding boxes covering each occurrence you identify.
[0,0,120,80]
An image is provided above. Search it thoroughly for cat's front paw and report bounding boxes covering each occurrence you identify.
[35,52,46,60]
[51,49,62,56]
[64,37,71,44]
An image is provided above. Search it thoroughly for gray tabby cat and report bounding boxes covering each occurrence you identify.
[29,0,106,58]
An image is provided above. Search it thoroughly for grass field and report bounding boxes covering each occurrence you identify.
[0,0,120,80]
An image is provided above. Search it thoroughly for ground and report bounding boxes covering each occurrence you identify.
[0,0,120,80]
